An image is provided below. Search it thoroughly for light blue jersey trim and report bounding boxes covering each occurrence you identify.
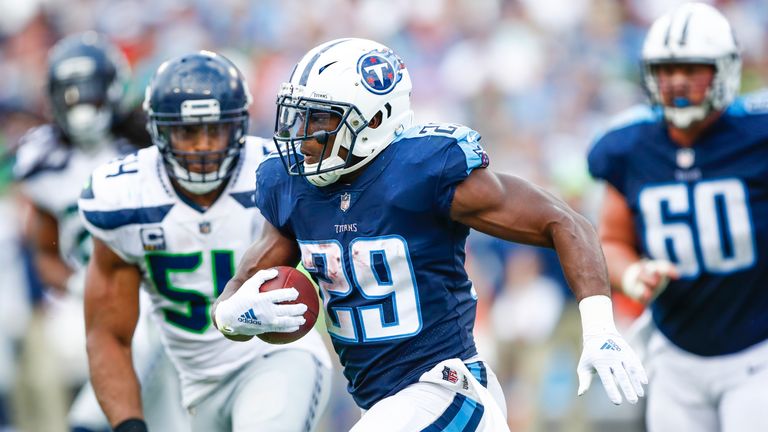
[392,123,485,175]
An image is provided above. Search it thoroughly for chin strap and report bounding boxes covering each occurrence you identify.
[167,154,234,194]
[304,155,345,187]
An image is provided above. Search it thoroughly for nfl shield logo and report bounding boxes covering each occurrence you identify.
[199,221,212,234]
[340,193,351,212]
[442,366,458,384]
[676,148,695,169]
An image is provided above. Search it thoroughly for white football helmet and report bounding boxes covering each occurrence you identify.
[274,38,414,186]
[641,2,741,128]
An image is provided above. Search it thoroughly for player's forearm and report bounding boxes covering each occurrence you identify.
[549,210,611,301]
[34,251,73,293]
[87,331,143,425]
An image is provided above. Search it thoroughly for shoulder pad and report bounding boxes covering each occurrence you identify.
[244,135,277,156]
[395,122,481,143]
[733,90,768,115]
[79,147,173,231]
[595,105,659,139]
[13,125,70,181]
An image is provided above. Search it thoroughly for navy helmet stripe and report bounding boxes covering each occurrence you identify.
[287,62,299,82]
[82,204,174,230]
[298,39,352,86]
[679,11,694,46]
[420,393,485,432]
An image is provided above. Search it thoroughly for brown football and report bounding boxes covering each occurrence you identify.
[257,266,319,344]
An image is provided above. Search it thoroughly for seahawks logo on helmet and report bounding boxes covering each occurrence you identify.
[357,49,404,95]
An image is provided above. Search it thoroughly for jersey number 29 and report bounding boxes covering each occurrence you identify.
[298,236,423,343]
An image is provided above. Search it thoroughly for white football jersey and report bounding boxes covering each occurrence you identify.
[14,125,123,269]
[78,137,331,407]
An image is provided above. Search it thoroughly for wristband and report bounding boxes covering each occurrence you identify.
[578,295,618,336]
[114,418,148,432]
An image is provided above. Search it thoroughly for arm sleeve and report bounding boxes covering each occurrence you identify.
[254,157,294,236]
[434,127,489,216]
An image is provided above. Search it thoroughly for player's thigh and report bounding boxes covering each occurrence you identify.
[352,382,455,432]
[190,374,236,432]
[231,349,331,432]
[720,366,768,432]
[352,359,509,432]
[646,363,718,432]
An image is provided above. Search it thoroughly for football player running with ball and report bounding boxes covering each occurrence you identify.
[588,3,768,431]
[78,51,332,432]
[213,38,646,431]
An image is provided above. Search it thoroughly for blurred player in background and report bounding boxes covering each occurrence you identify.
[213,38,646,431]
[78,51,332,432]
[588,3,768,431]
[13,31,187,431]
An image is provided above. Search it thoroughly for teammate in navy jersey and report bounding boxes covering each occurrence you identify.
[214,38,646,431]
[588,3,768,431]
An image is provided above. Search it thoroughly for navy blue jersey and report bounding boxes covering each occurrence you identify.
[588,94,768,356]
[257,123,488,409]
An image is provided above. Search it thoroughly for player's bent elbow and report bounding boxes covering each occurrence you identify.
[85,327,129,360]
[546,206,594,241]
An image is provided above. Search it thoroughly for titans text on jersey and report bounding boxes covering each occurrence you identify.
[588,93,768,356]
[257,123,489,409]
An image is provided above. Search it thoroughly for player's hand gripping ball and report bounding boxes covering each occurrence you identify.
[257,266,319,344]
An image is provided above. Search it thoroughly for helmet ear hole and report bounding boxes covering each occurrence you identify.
[368,111,383,129]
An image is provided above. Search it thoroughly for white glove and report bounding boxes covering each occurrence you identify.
[576,295,648,405]
[214,268,307,336]
[621,259,678,303]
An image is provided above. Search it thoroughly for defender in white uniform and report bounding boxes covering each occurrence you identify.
[14,32,186,432]
[79,51,332,432]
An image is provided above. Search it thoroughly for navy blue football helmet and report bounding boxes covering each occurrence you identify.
[143,51,252,194]
[47,31,128,146]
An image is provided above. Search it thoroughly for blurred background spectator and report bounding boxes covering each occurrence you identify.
[0,0,765,430]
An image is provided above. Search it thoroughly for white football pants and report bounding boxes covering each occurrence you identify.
[646,330,768,432]
[351,358,509,432]
[188,349,332,432]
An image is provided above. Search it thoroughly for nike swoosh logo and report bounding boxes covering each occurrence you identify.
[318,61,338,74]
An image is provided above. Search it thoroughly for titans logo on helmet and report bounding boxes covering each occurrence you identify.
[357,49,404,95]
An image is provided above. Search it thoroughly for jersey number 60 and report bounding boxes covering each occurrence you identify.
[639,179,755,277]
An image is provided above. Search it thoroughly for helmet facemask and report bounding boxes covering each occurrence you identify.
[144,51,252,196]
[150,99,248,194]
[640,2,741,129]
[48,44,126,150]
[643,55,741,129]
[274,85,369,187]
